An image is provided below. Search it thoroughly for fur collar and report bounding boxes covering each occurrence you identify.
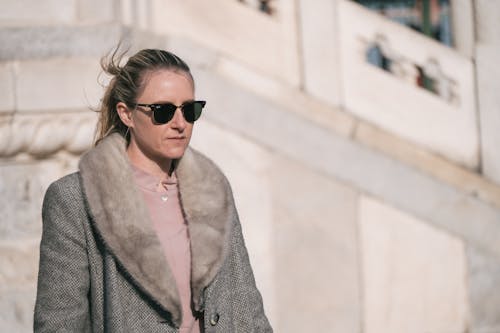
[79,133,234,326]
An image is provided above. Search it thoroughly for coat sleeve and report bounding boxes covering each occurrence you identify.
[34,176,91,332]
[228,216,273,332]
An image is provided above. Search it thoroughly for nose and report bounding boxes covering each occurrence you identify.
[169,107,187,131]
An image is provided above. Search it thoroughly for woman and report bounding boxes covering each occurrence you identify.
[34,48,272,332]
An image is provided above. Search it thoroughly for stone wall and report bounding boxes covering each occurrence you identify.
[1,1,500,332]
[475,0,500,186]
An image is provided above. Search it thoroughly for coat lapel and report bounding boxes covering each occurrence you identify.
[78,133,233,323]
[176,146,235,311]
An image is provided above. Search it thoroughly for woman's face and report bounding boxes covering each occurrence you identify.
[126,69,195,164]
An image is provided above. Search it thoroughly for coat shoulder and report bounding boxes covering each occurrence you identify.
[42,172,86,218]
[46,172,81,192]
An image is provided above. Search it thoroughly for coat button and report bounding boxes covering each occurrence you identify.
[210,313,220,326]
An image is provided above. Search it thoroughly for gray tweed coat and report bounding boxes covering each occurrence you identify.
[34,133,272,332]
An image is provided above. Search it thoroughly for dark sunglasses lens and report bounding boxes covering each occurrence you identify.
[182,101,205,123]
[153,104,177,124]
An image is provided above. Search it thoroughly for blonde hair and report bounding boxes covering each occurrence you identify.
[95,48,194,145]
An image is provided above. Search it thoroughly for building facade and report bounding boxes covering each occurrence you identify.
[1,0,499,332]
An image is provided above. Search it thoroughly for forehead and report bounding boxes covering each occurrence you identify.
[138,69,194,102]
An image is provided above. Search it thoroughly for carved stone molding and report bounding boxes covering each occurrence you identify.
[0,112,97,158]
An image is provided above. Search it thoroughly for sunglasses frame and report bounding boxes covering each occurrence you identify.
[136,100,206,124]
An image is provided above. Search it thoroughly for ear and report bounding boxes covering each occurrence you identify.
[116,102,134,128]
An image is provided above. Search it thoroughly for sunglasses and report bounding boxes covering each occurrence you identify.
[136,100,206,124]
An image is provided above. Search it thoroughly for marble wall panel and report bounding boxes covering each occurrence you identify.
[268,155,360,333]
[298,0,342,106]
[151,0,300,86]
[359,196,468,333]
[475,0,500,185]
[0,25,122,61]
[467,246,500,333]
[0,157,78,240]
[477,45,500,186]
[77,0,117,23]
[0,289,37,333]
[0,63,15,112]
[15,58,105,112]
[474,0,500,45]
[0,0,77,26]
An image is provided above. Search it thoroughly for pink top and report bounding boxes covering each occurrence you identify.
[131,164,200,333]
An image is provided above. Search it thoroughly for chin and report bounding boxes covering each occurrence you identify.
[162,146,188,160]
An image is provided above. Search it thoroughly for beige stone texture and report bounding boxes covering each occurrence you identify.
[0,157,79,240]
[269,154,360,333]
[355,122,500,208]
[475,0,500,186]
[120,0,134,26]
[15,58,105,112]
[0,62,15,112]
[0,24,123,61]
[166,36,218,71]
[0,112,97,158]
[195,43,500,213]
[0,239,39,288]
[359,196,468,333]
[467,246,500,333]
[450,0,474,58]
[0,288,37,333]
[338,0,479,169]
[298,0,342,106]
[476,47,500,186]
[151,0,300,86]
[136,0,153,30]
[0,0,77,26]
[198,60,355,139]
[77,0,117,23]
[475,0,500,45]
[120,0,153,30]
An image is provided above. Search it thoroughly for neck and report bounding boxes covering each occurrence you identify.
[127,139,173,179]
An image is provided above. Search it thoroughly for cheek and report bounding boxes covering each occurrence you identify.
[185,125,194,140]
[133,116,161,143]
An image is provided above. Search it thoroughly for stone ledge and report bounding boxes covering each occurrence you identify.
[0,24,121,61]
[355,122,500,208]
[211,56,355,138]
[0,24,166,61]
